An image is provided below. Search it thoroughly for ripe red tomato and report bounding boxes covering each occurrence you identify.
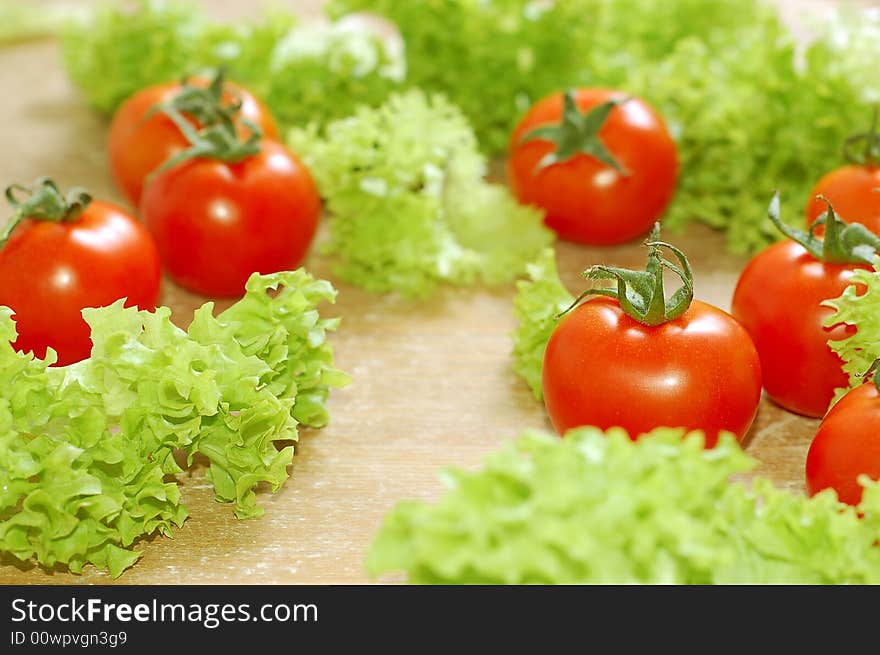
[140,140,321,298]
[542,297,762,446]
[805,166,880,233]
[731,204,868,418]
[805,382,880,505]
[507,88,678,245]
[0,188,161,366]
[108,76,279,207]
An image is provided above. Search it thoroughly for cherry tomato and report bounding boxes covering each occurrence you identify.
[0,188,161,366]
[806,382,880,505]
[507,88,678,245]
[731,237,865,418]
[542,297,762,446]
[108,76,278,207]
[140,140,321,298]
[805,166,880,233]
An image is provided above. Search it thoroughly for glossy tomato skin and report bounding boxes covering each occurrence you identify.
[141,140,321,298]
[731,240,862,418]
[806,383,880,505]
[108,78,279,207]
[0,201,161,365]
[542,297,762,446]
[507,88,678,245]
[805,166,880,232]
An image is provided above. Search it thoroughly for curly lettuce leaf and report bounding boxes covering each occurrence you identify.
[0,307,186,578]
[510,248,573,400]
[822,261,880,403]
[288,89,553,298]
[367,427,880,584]
[328,0,595,154]
[0,270,347,576]
[60,0,208,113]
[60,0,402,129]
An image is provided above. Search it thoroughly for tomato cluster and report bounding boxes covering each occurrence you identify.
[0,72,320,365]
[3,71,879,508]
[515,89,880,507]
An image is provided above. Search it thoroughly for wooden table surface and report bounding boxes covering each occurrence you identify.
[0,0,874,585]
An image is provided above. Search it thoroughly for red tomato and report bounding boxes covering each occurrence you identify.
[805,166,880,233]
[731,240,864,418]
[507,88,678,245]
[805,382,880,505]
[108,77,279,207]
[140,140,321,298]
[542,297,762,446]
[0,199,161,365]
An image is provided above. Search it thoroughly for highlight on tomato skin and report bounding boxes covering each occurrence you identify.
[0,180,162,366]
[506,87,679,246]
[806,382,880,506]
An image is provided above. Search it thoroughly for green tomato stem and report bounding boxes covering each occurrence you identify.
[0,177,92,250]
[843,107,880,168]
[768,190,880,264]
[150,69,263,175]
[556,222,694,326]
[520,90,630,175]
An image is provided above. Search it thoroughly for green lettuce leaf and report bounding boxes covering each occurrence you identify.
[328,0,594,155]
[0,307,187,578]
[822,260,880,403]
[60,0,402,128]
[510,248,573,400]
[0,270,347,576]
[60,0,208,113]
[288,89,553,298]
[367,427,880,584]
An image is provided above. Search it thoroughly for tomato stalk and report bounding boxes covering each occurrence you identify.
[147,69,242,129]
[0,177,92,250]
[520,90,630,175]
[151,70,263,174]
[557,222,694,326]
[843,107,880,168]
[768,191,880,264]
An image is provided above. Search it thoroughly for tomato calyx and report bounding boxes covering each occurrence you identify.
[152,70,263,174]
[0,177,92,249]
[520,90,631,175]
[558,222,694,326]
[768,191,880,265]
[843,107,880,168]
[857,359,880,393]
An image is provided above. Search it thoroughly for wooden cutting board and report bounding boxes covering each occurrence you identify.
[0,0,868,585]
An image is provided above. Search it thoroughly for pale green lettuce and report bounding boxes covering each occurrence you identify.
[0,270,347,577]
[60,0,401,128]
[823,260,880,403]
[368,427,880,584]
[288,90,553,298]
[510,248,573,400]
